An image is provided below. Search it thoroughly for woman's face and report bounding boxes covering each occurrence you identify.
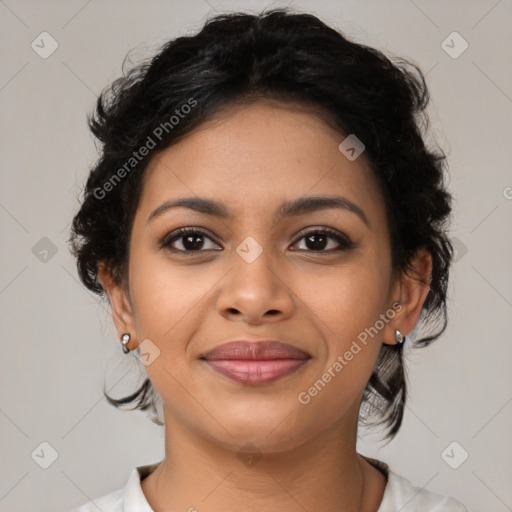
[105,100,409,452]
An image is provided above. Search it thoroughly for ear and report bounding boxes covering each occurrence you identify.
[98,262,138,351]
[382,247,433,346]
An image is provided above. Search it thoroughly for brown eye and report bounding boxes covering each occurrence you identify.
[291,228,354,252]
[160,228,221,252]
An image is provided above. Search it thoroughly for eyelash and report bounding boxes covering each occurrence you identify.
[160,227,355,254]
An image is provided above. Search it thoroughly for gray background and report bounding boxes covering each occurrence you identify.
[1,1,511,511]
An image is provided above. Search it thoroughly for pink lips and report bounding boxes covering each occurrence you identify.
[201,340,311,385]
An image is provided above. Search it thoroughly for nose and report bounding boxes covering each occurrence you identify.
[216,245,295,325]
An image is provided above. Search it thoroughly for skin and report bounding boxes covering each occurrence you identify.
[99,99,432,512]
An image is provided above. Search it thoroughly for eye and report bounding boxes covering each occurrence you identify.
[160,228,221,253]
[291,227,354,252]
[160,226,354,254]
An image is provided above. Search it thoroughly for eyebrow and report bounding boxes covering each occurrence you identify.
[147,195,370,227]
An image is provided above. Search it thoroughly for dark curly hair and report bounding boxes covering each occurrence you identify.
[68,7,453,441]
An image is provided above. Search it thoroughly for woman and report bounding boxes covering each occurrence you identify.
[68,8,469,512]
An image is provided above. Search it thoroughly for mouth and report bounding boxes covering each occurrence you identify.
[200,340,311,385]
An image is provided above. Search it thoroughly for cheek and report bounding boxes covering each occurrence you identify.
[296,254,390,382]
[128,245,225,368]
[128,246,198,342]
[297,254,390,336]
[127,250,204,412]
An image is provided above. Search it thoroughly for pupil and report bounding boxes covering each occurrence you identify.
[184,234,203,250]
[306,233,327,250]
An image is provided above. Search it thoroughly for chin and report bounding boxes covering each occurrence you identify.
[205,409,315,454]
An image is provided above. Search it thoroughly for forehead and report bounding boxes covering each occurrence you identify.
[137,100,385,225]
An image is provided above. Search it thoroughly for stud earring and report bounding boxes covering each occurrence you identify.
[121,333,131,353]
[395,329,406,345]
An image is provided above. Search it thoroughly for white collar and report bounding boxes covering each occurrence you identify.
[121,456,464,512]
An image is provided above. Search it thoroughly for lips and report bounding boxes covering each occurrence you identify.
[201,340,311,385]
[202,340,310,360]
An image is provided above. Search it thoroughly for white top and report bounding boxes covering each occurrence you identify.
[69,456,469,512]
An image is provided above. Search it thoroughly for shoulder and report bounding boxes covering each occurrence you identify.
[67,463,160,512]
[383,470,469,511]
[68,487,124,512]
[362,455,469,512]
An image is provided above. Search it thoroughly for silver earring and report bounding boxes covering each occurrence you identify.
[395,329,406,344]
[121,333,131,353]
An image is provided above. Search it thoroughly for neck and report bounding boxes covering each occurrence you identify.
[142,402,385,512]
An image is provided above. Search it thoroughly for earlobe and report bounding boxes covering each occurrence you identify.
[382,248,433,346]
